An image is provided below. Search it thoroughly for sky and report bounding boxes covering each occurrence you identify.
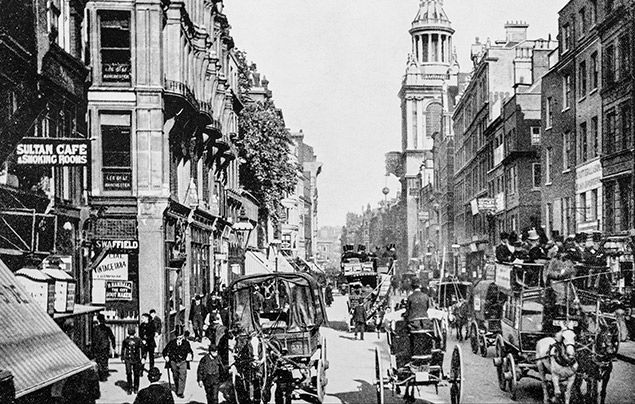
[225,0,566,228]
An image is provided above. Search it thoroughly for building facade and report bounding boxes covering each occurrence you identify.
[389,0,459,272]
[85,0,244,344]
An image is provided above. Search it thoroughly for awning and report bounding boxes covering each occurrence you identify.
[245,251,272,275]
[309,262,325,274]
[0,259,93,397]
[271,253,296,273]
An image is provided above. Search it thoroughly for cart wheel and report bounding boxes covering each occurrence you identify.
[494,336,506,391]
[374,347,385,404]
[479,333,488,357]
[469,323,479,354]
[504,354,518,401]
[450,345,464,404]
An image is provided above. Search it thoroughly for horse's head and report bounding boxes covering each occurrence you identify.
[596,323,619,358]
[555,328,577,363]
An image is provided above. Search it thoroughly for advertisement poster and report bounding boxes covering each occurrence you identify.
[93,254,129,281]
[105,281,133,301]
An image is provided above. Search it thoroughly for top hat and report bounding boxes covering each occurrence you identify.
[527,229,540,241]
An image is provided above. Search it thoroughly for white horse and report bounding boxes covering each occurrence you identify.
[536,328,579,404]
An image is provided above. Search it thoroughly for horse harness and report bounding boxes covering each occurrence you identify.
[550,341,578,367]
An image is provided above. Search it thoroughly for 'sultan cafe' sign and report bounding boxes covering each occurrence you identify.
[16,138,89,166]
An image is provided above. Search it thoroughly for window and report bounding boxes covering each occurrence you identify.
[606,109,616,154]
[590,0,597,25]
[620,35,631,81]
[531,127,541,145]
[562,23,572,52]
[605,183,615,232]
[563,131,571,169]
[590,52,599,90]
[506,165,517,195]
[564,197,573,235]
[579,192,587,222]
[619,179,631,232]
[591,116,599,158]
[621,103,632,151]
[579,122,588,162]
[563,75,571,109]
[545,148,552,184]
[579,8,586,37]
[101,113,132,191]
[532,164,541,188]
[605,45,616,85]
[99,10,131,84]
[546,97,553,128]
[590,188,598,221]
[579,61,587,97]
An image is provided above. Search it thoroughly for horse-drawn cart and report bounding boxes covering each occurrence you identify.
[375,316,464,404]
[468,280,504,357]
[228,272,329,404]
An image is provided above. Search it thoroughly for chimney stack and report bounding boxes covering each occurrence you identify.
[504,20,529,43]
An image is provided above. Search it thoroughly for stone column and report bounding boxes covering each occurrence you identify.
[406,99,413,149]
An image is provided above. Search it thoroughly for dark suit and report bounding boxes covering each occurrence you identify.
[140,321,156,369]
[495,244,514,263]
[197,354,225,404]
[162,338,193,396]
[92,323,115,380]
[121,336,142,392]
[405,289,430,321]
[352,304,367,340]
[133,383,174,404]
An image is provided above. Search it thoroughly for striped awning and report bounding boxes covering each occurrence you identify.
[0,259,93,397]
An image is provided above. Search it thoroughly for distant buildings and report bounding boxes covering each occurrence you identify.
[316,226,342,273]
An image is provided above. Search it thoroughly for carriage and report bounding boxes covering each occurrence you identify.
[432,280,473,342]
[375,315,464,404]
[468,280,504,357]
[227,272,329,404]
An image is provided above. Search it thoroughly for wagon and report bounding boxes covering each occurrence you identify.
[468,280,504,357]
[375,316,464,404]
[228,272,329,404]
[434,280,473,342]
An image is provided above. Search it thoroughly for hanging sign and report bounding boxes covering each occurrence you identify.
[105,281,133,301]
[93,254,129,280]
[94,239,139,252]
[15,138,89,166]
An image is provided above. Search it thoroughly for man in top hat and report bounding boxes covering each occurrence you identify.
[121,326,143,395]
[134,367,174,404]
[495,232,514,263]
[189,295,207,342]
[197,344,226,404]
[527,229,547,262]
[583,232,606,267]
[162,328,194,399]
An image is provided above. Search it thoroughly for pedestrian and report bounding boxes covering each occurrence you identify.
[162,328,194,399]
[325,283,333,307]
[139,313,157,372]
[197,344,226,404]
[92,313,115,381]
[121,326,143,395]
[352,300,367,340]
[189,295,207,342]
[150,309,162,352]
[404,278,430,330]
[134,367,174,404]
[252,286,264,321]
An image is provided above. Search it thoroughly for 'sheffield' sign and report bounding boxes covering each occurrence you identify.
[105,281,133,301]
[16,138,89,166]
[94,239,139,252]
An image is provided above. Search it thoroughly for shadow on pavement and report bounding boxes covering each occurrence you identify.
[327,320,350,332]
[331,379,377,404]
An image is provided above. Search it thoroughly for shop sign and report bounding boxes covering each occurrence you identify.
[94,239,139,252]
[472,198,496,215]
[575,160,602,194]
[15,138,89,166]
[495,263,512,289]
[103,169,132,191]
[93,254,129,280]
[105,281,133,301]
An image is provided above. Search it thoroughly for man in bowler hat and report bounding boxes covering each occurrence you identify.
[134,367,174,404]
[121,326,143,395]
[197,344,226,404]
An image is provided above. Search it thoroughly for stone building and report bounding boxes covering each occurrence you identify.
[84,0,244,344]
[388,0,459,272]
[453,23,555,276]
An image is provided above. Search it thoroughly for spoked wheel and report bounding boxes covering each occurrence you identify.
[504,353,518,401]
[321,337,329,370]
[494,336,506,391]
[316,357,327,403]
[441,323,448,351]
[469,323,479,354]
[374,347,385,404]
[479,333,488,357]
[450,344,464,404]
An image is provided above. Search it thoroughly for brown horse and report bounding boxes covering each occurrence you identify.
[536,328,579,404]
[451,299,469,341]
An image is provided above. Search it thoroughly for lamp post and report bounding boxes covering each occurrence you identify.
[269,239,282,306]
[232,208,254,276]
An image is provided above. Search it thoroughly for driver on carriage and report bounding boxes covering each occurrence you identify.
[403,278,431,330]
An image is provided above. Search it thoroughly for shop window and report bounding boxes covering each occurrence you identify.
[99,10,131,84]
[101,113,132,191]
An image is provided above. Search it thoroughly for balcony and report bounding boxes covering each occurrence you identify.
[164,78,199,111]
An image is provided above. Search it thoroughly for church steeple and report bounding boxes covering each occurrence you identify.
[409,0,455,65]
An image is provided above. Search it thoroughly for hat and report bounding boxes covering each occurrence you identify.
[147,367,162,382]
[127,326,136,335]
[527,229,540,241]
[575,232,588,243]
[500,232,509,241]
[209,344,218,352]
[509,232,519,243]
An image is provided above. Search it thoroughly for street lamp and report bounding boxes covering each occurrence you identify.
[232,208,255,250]
[269,238,282,306]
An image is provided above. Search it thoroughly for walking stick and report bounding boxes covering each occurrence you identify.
[166,360,172,391]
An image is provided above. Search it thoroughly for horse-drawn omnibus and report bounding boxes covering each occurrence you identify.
[468,280,504,357]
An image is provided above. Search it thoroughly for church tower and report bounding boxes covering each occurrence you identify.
[396,0,458,269]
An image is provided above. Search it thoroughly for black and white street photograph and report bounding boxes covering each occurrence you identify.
[2,1,635,403]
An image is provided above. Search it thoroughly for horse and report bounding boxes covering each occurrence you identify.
[574,320,619,404]
[450,299,469,341]
[536,328,579,404]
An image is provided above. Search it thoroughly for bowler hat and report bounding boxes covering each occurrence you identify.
[147,367,161,382]
[127,326,136,335]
